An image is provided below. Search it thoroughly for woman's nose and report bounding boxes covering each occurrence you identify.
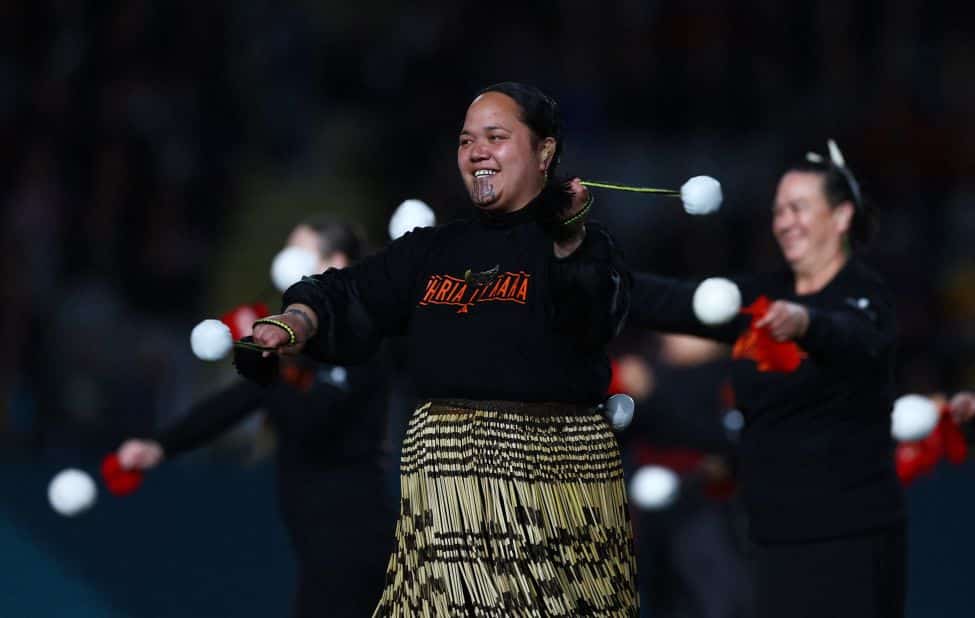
[773,209,794,230]
[469,141,490,161]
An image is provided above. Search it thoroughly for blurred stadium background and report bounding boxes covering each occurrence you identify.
[1,1,973,616]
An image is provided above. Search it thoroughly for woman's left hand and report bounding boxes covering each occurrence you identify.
[755,300,810,341]
[553,178,590,258]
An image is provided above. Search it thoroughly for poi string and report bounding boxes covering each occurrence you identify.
[579,180,680,196]
[234,340,278,353]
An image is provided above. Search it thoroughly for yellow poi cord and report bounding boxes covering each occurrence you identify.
[579,180,680,196]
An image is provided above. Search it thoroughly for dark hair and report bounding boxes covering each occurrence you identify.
[476,82,562,186]
[298,215,366,262]
[785,158,876,248]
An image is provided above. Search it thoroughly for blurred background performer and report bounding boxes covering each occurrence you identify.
[628,146,905,618]
[115,217,395,618]
[614,335,752,618]
[248,82,638,616]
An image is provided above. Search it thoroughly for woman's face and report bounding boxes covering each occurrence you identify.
[286,225,347,271]
[772,171,852,272]
[458,92,554,213]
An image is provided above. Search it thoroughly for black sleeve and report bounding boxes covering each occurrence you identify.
[155,380,266,456]
[629,271,746,344]
[796,284,896,369]
[313,355,391,422]
[549,223,631,348]
[282,226,436,364]
[271,360,389,436]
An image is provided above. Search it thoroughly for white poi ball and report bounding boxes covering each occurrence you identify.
[891,394,940,442]
[629,465,680,511]
[190,319,233,361]
[680,176,723,215]
[692,278,742,325]
[48,468,97,517]
[606,394,636,431]
[271,246,320,293]
[630,466,680,511]
[389,199,435,240]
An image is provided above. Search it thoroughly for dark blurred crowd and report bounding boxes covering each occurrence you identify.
[2,1,972,451]
[1,1,972,616]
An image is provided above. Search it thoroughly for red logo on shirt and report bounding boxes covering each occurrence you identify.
[418,271,531,314]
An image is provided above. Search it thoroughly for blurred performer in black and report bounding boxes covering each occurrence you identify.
[629,144,905,618]
[616,336,751,618]
[116,217,395,618]
[247,82,638,616]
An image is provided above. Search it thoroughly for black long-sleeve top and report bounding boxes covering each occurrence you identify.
[629,258,904,542]
[155,356,392,553]
[282,203,630,404]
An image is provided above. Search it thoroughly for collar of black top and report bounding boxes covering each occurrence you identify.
[475,181,575,229]
[475,200,539,228]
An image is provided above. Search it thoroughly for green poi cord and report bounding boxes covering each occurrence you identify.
[579,180,680,196]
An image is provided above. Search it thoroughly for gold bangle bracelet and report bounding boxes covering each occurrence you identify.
[253,318,297,346]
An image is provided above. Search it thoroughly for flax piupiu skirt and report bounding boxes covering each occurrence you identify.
[372,399,639,617]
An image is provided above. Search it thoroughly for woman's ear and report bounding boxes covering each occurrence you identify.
[539,137,556,172]
[833,201,854,236]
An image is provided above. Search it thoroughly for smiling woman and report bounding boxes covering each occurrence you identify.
[243,82,638,616]
[627,142,905,618]
[772,155,875,295]
[459,83,561,213]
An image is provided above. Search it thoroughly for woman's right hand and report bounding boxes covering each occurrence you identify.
[252,304,318,356]
[117,439,165,470]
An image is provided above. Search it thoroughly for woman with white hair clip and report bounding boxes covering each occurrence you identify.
[628,142,905,618]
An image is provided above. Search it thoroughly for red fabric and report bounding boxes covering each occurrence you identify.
[220,303,271,340]
[894,403,968,484]
[917,426,943,471]
[280,364,315,392]
[635,445,703,473]
[101,453,144,496]
[634,445,737,501]
[939,405,969,464]
[607,359,626,395]
[895,442,925,484]
[732,296,805,373]
[703,477,737,501]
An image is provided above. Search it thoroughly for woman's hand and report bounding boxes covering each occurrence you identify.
[553,178,590,258]
[755,300,810,341]
[252,304,318,356]
[117,439,165,470]
[949,391,975,424]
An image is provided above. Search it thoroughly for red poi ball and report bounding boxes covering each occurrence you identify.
[101,453,144,496]
[607,359,626,395]
[220,303,271,340]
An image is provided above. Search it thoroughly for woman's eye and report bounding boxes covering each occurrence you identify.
[489,134,505,141]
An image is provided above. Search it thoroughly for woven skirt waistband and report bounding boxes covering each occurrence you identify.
[425,398,597,417]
